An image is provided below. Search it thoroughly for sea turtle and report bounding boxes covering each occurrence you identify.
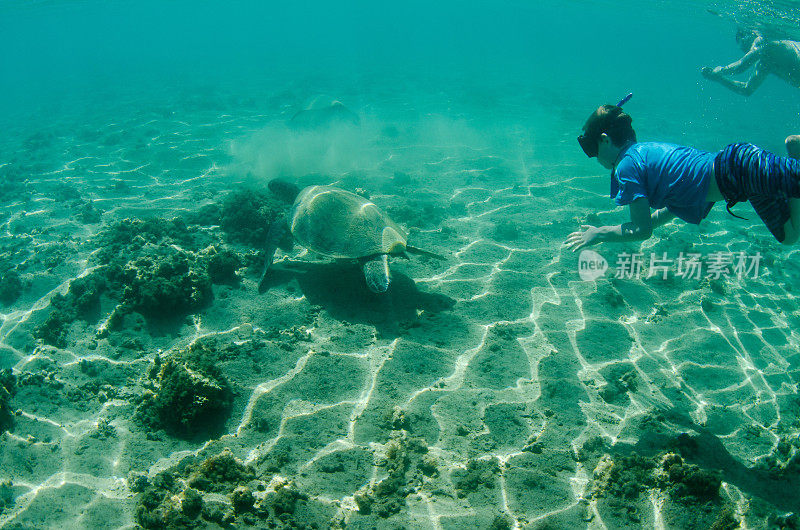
[288,99,360,130]
[260,181,444,293]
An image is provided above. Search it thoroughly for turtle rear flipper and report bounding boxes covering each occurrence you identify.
[406,245,446,260]
[259,215,289,293]
[361,254,390,293]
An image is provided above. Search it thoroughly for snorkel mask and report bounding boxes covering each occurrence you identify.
[577,93,633,158]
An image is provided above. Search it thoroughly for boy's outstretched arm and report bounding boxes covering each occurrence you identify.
[702,59,769,96]
[703,47,760,76]
[565,198,654,251]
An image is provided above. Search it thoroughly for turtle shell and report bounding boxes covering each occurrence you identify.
[290,185,407,259]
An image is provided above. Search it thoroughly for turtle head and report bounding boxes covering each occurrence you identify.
[268,179,302,204]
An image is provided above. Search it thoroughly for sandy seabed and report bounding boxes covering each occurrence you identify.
[0,83,798,529]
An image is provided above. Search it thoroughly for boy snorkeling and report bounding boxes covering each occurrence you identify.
[565,95,800,251]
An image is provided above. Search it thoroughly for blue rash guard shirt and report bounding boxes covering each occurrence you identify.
[611,142,716,224]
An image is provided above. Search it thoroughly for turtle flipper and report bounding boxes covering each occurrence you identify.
[258,215,289,293]
[405,245,446,260]
[361,254,390,293]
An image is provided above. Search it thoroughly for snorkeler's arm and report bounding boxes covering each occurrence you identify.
[565,198,652,250]
[704,62,768,96]
[595,198,653,242]
[651,208,675,228]
[713,47,761,74]
[703,47,770,95]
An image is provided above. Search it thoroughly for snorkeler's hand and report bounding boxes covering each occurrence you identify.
[565,225,600,252]
[701,66,722,79]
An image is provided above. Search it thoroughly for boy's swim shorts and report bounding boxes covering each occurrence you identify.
[715,142,800,242]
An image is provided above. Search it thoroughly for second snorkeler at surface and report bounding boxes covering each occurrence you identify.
[565,98,800,251]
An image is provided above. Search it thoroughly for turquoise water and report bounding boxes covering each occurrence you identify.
[1,0,800,528]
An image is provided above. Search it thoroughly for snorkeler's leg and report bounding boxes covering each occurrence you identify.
[784,199,800,245]
[784,144,800,244]
[787,135,800,159]
[723,143,800,243]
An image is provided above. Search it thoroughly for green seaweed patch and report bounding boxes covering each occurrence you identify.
[0,369,16,433]
[659,453,722,501]
[453,457,501,498]
[29,241,71,271]
[592,453,655,500]
[592,451,722,503]
[131,450,334,528]
[186,448,255,494]
[95,217,204,264]
[0,269,23,305]
[119,249,212,319]
[51,182,81,202]
[132,471,203,529]
[219,188,286,248]
[181,202,223,227]
[135,344,233,440]
[34,215,244,345]
[89,417,116,439]
[206,247,242,285]
[230,485,255,513]
[756,434,800,479]
[0,480,14,515]
[354,430,434,518]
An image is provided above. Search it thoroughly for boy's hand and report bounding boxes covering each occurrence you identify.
[565,225,600,251]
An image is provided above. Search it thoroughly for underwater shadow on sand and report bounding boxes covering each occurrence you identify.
[264,262,455,336]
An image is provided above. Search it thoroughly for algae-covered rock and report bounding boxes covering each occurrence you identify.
[0,481,15,515]
[354,430,432,517]
[219,188,286,248]
[453,457,501,498]
[180,487,203,519]
[230,485,255,513]
[205,247,241,284]
[75,199,103,224]
[592,453,655,499]
[93,216,241,321]
[120,250,212,319]
[35,213,249,344]
[186,448,255,493]
[95,217,202,265]
[132,449,335,528]
[591,451,723,505]
[0,369,16,433]
[137,358,232,439]
[133,471,214,529]
[659,453,721,501]
[260,480,308,518]
[34,271,107,347]
[136,343,233,439]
